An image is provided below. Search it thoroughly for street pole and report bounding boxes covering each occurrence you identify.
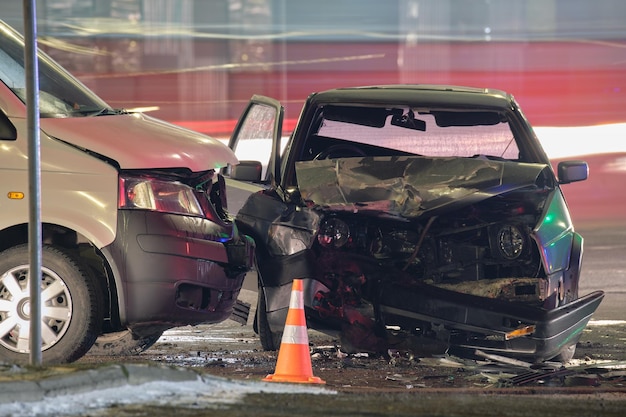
[23,0,43,366]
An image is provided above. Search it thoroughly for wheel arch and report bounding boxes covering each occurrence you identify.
[563,231,583,301]
[0,222,123,332]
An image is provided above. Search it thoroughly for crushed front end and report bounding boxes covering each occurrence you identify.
[241,156,603,362]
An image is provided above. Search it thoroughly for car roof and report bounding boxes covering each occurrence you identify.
[307,85,516,111]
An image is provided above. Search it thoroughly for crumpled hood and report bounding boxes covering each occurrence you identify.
[40,112,238,171]
[295,156,550,218]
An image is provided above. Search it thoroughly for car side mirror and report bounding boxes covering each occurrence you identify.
[229,160,263,182]
[558,160,588,184]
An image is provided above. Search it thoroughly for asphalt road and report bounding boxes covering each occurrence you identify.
[576,222,626,321]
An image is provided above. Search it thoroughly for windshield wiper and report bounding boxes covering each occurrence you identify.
[74,107,127,117]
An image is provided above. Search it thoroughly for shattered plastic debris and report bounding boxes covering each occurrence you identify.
[474,349,533,369]
[499,368,575,387]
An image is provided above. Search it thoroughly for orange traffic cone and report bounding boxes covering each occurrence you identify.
[263,279,325,384]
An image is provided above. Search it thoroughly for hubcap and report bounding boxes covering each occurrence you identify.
[0,266,72,353]
[18,298,30,319]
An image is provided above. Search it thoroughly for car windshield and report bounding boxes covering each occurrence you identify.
[0,22,110,118]
[315,105,520,160]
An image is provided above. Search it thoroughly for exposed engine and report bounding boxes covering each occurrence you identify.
[315,190,543,278]
[309,191,549,353]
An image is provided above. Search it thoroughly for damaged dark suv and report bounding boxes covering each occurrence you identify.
[226,85,604,363]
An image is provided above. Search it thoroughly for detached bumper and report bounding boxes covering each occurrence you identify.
[103,211,254,331]
[379,282,604,362]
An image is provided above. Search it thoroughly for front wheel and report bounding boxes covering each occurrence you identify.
[256,286,282,351]
[0,244,102,364]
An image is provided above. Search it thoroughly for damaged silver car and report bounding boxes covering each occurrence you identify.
[226,85,604,363]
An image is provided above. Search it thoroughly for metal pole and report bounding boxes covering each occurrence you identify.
[23,0,43,366]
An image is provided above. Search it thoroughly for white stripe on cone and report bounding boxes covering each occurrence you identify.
[281,324,309,345]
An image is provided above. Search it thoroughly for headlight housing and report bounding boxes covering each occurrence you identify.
[119,175,203,216]
[317,217,351,248]
[491,224,525,260]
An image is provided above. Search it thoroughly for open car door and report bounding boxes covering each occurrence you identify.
[224,95,283,214]
[227,95,283,185]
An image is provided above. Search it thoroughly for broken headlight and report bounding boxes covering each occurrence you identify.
[119,174,203,216]
[317,217,350,248]
[493,224,525,260]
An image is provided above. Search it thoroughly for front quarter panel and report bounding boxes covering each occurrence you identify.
[236,191,289,247]
[1,119,118,248]
[533,189,574,275]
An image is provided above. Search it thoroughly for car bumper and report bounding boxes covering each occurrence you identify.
[264,278,603,362]
[103,210,254,332]
[379,282,605,362]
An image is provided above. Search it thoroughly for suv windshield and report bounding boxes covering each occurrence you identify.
[0,22,110,118]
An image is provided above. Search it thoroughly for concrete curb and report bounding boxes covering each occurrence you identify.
[0,363,200,405]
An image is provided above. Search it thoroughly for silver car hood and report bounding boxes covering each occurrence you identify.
[40,112,238,171]
[295,156,549,219]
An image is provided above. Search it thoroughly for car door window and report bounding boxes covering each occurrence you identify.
[229,97,282,181]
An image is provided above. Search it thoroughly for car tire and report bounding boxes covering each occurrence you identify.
[0,244,102,364]
[256,285,282,351]
[87,329,163,356]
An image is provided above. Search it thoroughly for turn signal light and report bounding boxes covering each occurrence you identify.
[7,191,24,200]
[505,325,536,340]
